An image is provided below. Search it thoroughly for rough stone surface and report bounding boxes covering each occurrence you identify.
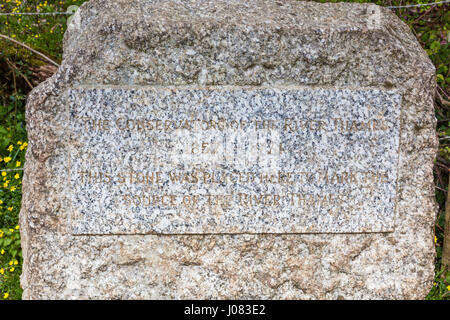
[68,86,401,234]
[20,0,437,299]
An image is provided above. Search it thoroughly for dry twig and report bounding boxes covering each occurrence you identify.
[0,34,59,67]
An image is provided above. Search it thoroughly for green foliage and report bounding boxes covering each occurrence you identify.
[416,11,450,91]
[0,120,27,300]
[0,55,27,299]
[0,0,87,61]
[427,265,450,299]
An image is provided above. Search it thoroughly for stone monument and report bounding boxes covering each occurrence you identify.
[20,0,437,299]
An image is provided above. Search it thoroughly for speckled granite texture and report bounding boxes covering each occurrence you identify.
[68,86,401,234]
[20,0,437,299]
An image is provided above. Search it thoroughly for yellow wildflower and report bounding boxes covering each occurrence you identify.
[7,145,13,152]
[0,199,2,204]
[434,236,437,243]
[16,161,21,167]
[1,249,4,254]
[7,207,13,211]
[3,292,8,299]
[10,186,16,192]
[14,260,18,265]
[8,261,13,266]
[9,267,14,272]
[1,172,5,176]
[3,182,9,188]
[14,173,19,179]
[0,268,4,275]
[17,141,22,145]
[9,229,13,233]
[15,225,19,230]
[447,285,450,291]
[4,157,11,163]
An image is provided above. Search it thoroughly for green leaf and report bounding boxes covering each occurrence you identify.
[430,41,441,53]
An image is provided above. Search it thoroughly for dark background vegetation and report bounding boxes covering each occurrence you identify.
[0,0,448,300]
